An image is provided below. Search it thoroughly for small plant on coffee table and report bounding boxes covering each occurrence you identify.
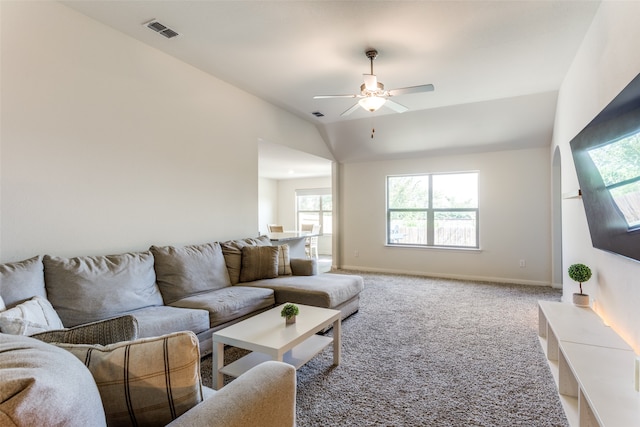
[281,303,299,324]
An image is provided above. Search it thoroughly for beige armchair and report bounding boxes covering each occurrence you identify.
[168,361,296,427]
[1,330,296,427]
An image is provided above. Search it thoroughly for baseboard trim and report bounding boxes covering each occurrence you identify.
[338,265,553,287]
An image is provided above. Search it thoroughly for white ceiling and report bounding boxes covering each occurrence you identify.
[62,0,601,178]
[258,139,332,180]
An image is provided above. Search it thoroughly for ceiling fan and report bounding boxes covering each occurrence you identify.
[314,49,434,116]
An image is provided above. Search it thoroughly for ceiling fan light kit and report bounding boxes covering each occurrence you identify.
[313,49,434,116]
[359,96,386,112]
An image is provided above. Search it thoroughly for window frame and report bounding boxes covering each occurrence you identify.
[586,130,640,230]
[386,172,479,249]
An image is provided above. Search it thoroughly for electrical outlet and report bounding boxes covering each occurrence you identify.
[519,259,526,268]
[354,250,359,258]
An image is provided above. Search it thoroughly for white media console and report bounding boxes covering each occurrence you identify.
[537,301,640,426]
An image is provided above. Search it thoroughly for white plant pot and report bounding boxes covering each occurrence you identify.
[573,293,590,307]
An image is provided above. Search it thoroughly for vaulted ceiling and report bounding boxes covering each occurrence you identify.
[63,1,601,173]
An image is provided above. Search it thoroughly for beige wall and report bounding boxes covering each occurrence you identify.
[0,1,331,261]
[553,0,640,352]
[339,146,552,285]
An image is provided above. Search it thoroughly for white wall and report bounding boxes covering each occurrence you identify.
[0,1,331,261]
[553,0,640,352]
[340,146,551,285]
[258,177,278,236]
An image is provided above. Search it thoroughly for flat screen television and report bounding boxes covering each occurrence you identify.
[570,73,640,263]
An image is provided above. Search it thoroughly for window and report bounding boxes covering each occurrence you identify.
[587,130,640,229]
[296,188,332,233]
[386,172,478,248]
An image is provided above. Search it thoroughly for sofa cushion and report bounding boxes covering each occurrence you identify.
[0,334,106,427]
[44,251,164,327]
[239,245,279,282]
[151,242,232,304]
[0,255,46,307]
[170,286,274,328]
[125,305,210,339]
[244,273,365,309]
[221,236,271,285]
[277,244,292,276]
[0,295,5,311]
[56,331,203,427]
[0,295,64,336]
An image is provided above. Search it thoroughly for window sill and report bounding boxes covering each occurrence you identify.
[384,244,482,253]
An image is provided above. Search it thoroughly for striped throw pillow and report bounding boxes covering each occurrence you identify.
[56,331,203,426]
[239,245,279,282]
[277,244,292,276]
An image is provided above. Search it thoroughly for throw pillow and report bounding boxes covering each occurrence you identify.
[277,244,292,276]
[32,315,139,345]
[44,251,164,327]
[0,334,107,427]
[0,255,46,307]
[56,331,203,427]
[0,296,64,336]
[239,245,279,282]
[221,236,272,284]
[150,242,232,304]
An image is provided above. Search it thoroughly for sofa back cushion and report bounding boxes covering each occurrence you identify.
[0,255,46,307]
[221,235,271,285]
[44,251,163,327]
[0,334,107,427]
[57,331,203,427]
[150,242,231,304]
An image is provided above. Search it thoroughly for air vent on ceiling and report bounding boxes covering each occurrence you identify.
[311,111,325,117]
[144,20,179,39]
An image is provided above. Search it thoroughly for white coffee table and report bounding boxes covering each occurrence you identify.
[212,303,341,389]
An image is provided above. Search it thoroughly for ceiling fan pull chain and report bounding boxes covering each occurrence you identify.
[371,116,375,139]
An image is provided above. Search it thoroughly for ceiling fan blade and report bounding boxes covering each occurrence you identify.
[387,84,435,97]
[314,94,358,99]
[341,103,361,116]
[363,74,378,91]
[384,99,409,113]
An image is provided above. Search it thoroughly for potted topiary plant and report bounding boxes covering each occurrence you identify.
[281,303,299,325]
[568,263,592,307]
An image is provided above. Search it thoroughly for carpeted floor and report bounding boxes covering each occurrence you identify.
[201,271,568,427]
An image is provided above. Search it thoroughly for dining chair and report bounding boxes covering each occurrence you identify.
[301,224,321,259]
[268,224,284,233]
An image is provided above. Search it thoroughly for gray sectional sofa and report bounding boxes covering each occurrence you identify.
[0,235,364,355]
